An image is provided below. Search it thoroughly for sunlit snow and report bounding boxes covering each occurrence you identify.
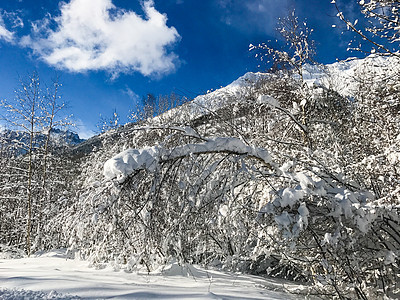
[0,250,307,299]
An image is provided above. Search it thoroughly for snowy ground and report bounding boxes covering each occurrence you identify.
[0,250,311,299]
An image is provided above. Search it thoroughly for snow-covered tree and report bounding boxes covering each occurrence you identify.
[250,10,316,80]
[97,109,120,133]
[0,73,74,255]
[333,0,400,56]
[0,72,44,255]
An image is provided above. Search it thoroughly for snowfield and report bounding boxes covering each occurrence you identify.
[0,250,309,299]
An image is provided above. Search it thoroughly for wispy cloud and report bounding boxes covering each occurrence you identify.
[331,0,359,27]
[329,0,367,51]
[0,14,14,42]
[122,86,140,102]
[217,0,290,34]
[3,10,24,29]
[74,119,95,139]
[20,0,180,77]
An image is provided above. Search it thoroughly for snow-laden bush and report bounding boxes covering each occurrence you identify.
[259,166,399,299]
[63,126,399,299]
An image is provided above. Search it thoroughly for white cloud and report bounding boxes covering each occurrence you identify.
[21,0,180,76]
[0,15,14,42]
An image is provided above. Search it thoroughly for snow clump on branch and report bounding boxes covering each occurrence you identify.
[103,136,272,182]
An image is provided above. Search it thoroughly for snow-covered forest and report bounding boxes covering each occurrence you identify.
[1,1,400,299]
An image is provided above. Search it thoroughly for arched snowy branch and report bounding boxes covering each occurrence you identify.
[103,137,272,182]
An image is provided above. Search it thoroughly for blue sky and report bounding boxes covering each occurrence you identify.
[0,0,362,138]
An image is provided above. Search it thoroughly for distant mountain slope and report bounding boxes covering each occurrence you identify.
[159,54,395,123]
[0,128,85,156]
[69,54,396,161]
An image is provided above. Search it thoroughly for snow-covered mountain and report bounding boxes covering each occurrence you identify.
[153,54,396,124]
[69,55,395,160]
[0,128,85,156]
